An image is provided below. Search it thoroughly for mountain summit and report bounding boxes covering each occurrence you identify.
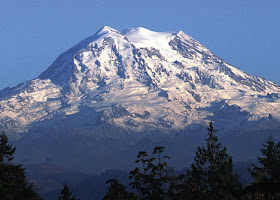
[0,27,280,171]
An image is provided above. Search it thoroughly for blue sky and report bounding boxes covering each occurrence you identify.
[1,0,280,90]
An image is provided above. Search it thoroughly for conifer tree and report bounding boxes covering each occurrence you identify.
[0,131,40,199]
[180,122,240,200]
[248,137,280,198]
[58,184,77,200]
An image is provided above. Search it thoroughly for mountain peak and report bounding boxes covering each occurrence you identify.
[95,26,120,36]
[122,27,176,37]
[123,27,174,48]
[123,27,157,35]
[175,30,196,41]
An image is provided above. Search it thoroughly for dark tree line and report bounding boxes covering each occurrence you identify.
[103,122,280,200]
[1,122,280,200]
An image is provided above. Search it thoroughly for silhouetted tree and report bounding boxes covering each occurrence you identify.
[58,184,77,200]
[180,122,240,200]
[246,137,280,199]
[0,131,40,199]
[129,146,173,200]
[0,131,16,164]
[103,177,130,200]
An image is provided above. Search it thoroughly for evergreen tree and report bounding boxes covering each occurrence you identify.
[180,122,240,200]
[58,184,77,200]
[0,131,40,200]
[248,137,280,198]
[103,177,130,200]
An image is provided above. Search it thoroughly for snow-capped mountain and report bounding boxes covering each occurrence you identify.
[1,26,279,136]
[1,26,280,172]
